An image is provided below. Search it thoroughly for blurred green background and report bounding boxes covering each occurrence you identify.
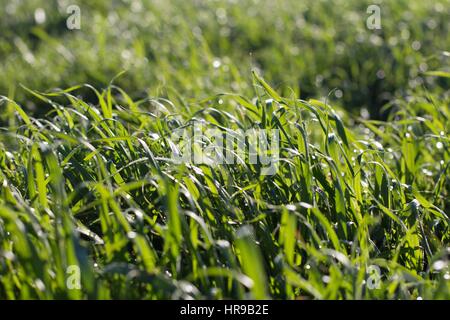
[0,0,449,118]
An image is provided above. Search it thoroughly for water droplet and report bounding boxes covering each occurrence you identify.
[376,70,385,79]
[412,41,421,51]
[432,260,446,271]
[286,204,296,211]
[212,59,222,69]
[34,8,46,24]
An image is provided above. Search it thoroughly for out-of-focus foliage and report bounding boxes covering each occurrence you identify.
[0,0,449,118]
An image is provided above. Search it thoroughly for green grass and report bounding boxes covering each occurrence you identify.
[0,0,449,300]
[0,73,448,299]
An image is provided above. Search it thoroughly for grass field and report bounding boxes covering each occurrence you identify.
[0,0,449,299]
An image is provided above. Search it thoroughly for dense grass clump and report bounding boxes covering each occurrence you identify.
[0,73,448,299]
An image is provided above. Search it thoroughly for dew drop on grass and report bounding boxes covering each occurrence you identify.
[213,59,222,69]
[373,141,383,150]
[121,50,132,60]
[35,279,45,292]
[376,70,385,79]
[4,251,14,260]
[131,0,143,12]
[426,19,437,29]
[34,8,46,24]
[216,240,230,248]
[419,63,428,72]
[149,133,160,140]
[432,260,446,271]
[412,41,421,51]
[360,108,370,119]
[180,282,196,294]
[285,204,296,211]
